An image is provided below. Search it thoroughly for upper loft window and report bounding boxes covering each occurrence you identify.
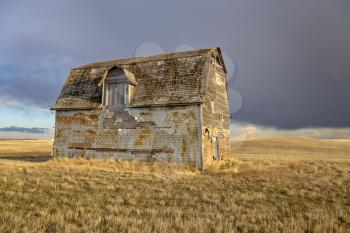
[101,66,137,108]
[106,82,127,106]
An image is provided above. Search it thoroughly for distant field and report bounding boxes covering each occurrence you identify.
[231,137,350,159]
[0,139,52,157]
[0,138,349,232]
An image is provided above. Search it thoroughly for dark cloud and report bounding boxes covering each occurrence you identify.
[0,0,350,129]
[0,126,49,134]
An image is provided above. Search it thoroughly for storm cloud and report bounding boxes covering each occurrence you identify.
[1,0,350,129]
[0,126,49,134]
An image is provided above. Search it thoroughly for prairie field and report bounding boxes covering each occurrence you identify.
[0,138,349,233]
[0,139,52,159]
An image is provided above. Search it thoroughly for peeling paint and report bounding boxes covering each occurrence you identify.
[54,105,204,168]
[134,128,150,146]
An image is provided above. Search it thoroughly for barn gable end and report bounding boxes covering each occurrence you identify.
[202,54,230,167]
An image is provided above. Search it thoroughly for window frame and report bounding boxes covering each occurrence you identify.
[105,82,126,107]
[101,66,137,108]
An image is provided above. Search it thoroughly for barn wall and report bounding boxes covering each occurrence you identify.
[202,57,230,168]
[54,105,203,168]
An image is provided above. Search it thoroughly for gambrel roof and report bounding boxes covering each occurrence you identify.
[52,47,226,110]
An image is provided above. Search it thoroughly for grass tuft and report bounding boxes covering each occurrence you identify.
[288,160,300,170]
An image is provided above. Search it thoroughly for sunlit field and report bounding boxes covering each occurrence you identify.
[0,138,349,232]
[0,139,52,157]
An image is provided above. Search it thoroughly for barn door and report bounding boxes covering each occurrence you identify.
[212,137,220,161]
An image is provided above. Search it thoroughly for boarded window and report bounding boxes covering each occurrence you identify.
[106,83,127,106]
[103,66,136,107]
[210,100,215,113]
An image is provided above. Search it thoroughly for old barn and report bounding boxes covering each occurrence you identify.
[52,48,230,169]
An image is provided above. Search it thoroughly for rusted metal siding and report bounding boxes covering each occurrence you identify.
[202,56,230,168]
[54,105,203,168]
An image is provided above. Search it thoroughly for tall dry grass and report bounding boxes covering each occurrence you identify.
[0,138,349,232]
[0,157,349,233]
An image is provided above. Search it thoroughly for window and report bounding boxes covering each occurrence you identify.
[102,66,137,108]
[106,83,127,106]
[210,99,215,113]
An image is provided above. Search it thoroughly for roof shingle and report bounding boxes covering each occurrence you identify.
[53,48,224,109]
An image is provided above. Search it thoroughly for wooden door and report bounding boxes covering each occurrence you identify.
[212,137,220,161]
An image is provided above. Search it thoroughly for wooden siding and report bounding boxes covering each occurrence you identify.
[53,105,203,168]
[201,57,230,168]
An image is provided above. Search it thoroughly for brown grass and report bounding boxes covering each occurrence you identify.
[0,140,52,157]
[287,159,300,170]
[231,136,350,160]
[0,138,349,232]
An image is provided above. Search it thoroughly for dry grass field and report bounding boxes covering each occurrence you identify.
[0,138,349,233]
[0,139,52,157]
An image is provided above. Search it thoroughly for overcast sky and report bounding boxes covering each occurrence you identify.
[0,0,350,138]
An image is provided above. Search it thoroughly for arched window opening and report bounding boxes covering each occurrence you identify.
[101,66,137,108]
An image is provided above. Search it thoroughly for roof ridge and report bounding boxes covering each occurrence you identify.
[74,47,219,69]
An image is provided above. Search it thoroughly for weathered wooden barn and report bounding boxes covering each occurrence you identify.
[52,48,230,169]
